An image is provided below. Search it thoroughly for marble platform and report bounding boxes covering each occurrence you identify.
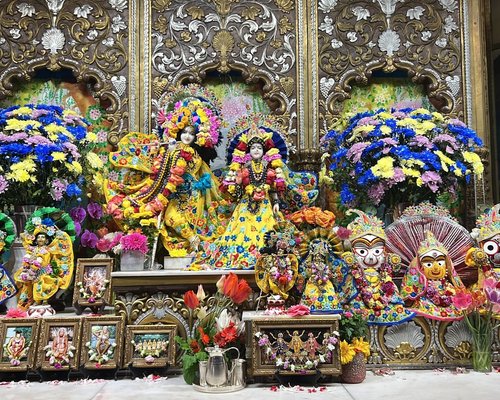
[0,370,499,400]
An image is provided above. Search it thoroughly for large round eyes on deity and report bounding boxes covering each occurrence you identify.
[420,255,447,280]
[250,143,264,160]
[482,240,499,255]
[180,127,196,145]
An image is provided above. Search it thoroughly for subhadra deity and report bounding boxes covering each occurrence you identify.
[191,114,317,270]
[467,204,500,285]
[105,85,231,256]
[400,231,466,321]
[13,224,74,310]
[341,210,415,325]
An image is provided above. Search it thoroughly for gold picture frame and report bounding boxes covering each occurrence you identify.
[0,318,40,371]
[125,324,177,368]
[249,315,341,376]
[81,316,125,370]
[72,258,113,312]
[37,318,82,371]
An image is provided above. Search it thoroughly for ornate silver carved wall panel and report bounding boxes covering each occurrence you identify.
[315,0,470,143]
[0,0,136,142]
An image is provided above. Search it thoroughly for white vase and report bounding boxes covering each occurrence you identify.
[120,250,146,271]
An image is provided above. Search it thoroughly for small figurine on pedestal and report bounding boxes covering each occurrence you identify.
[255,224,299,312]
[400,231,466,321]
[13,222,74,317]
[341,210,414,325]
[297,229,343,314]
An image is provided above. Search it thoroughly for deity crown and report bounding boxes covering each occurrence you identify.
[246,122,269,147]
[417,231,448,257]
[346,209,386,241]
[475,204,500,243]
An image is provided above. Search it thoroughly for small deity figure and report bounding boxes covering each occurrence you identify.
[255,225,299,303]
[105,85,231,256]
[341,210,415,325]
[0,220,17,306]
[84,269,105,298]
[13,223,74,310]
[468,204,500,285]
[296,228,345,313]
[400,231,466,321]
[271,332,288,356]
[93,326,111,356]
[6,330,27,361]
[303,332,321,359]
[287,330,305,355]
[52,328,69,359]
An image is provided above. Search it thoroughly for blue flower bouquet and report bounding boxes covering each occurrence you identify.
[0,104,92,207]
[321,108,484,209]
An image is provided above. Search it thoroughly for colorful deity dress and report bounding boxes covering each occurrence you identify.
[340,210,415,325]
[14,224,74,310]
[0,214,17,305]
[400,231,466,321]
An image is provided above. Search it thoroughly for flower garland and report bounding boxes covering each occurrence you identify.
[322,108,484,207]
[24,207,76,241]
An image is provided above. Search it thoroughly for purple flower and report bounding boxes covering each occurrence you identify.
[346,142,370,163]
[87,202,103,219]
[50,178,67,201]
[388,168,405,187]
[81,229,98,248]
[433,134,459,153]
[367,182,386,204]
[74,221,82,236]
[0,175,9,194]
[420,171,442,193]
[70,206,87,223]
[410,135,433,149]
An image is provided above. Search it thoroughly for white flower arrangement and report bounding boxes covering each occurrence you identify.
[86,340,117,365]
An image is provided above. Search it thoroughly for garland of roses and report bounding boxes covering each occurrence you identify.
[343,252,399,311]
[0,212,16,252]
[24,207,76,241]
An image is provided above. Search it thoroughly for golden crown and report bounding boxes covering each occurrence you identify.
[475,204,500,243]
[346,209,386,241]
[417,231,448,257]
[246,122,269,146]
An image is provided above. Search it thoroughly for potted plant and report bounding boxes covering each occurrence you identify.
[339,310,370,383]
[119,231,149,271]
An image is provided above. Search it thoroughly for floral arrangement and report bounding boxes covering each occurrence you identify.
[322,108,484,208]
[0,104,95,206]
[452,279,500,371]
[176,273,252,384]
[256,329,339,373]
[119,231,149,255]
[338,310,370,365]
[157,99,222,148]
[288,207,336,230]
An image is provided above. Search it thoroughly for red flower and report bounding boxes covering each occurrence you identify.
[232,279,252,304]
[452,289,472,311]
[214,322,238,347]
[183,290,199,309]
[223,273,239,298]
[286,304,310,317]
[190,339,200,353]
[198,327,210,345]
[236,142,247,152]
[180,149,193,161]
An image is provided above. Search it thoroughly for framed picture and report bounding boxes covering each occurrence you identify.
[125,325,177,368]
[72,258,113,311]
[81,316,124,370]
[247,314,341,376]
[0,318,40,371]
[37,318,82,371]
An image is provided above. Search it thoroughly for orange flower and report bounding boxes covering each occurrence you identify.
[231,279,253,304]
[314,209,336,228]
[223,272,239,298]
[198,327,210,345]
[303,208,316,224]
[288,210,304,225]
[183,290,199,309]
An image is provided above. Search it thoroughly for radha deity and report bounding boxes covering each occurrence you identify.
[191,114,317,269]
[105,85,231,256]
[400,231,466,321]
[340,210,415,325]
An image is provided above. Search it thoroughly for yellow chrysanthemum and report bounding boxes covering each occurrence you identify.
[462,151,484,174]
[411,108,431,115]
[71,161,83,174]
[86,131,97,142]
[51,151,66,161]
[420,120,436,132]
[434,150,454,172]
[11,106,32,116]
[7,169,32,183]
[370,156,395,179]
[352,337,371,357]
[86,152,104,169]
[340,340,356,365]
[432,112,445,121]
[380,125,392,135]
[4,119,41,132]
[402,167,421,178]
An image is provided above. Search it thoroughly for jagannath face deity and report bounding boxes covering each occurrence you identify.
[419,249,447,280]
[351,233,385,271]
[480,234,500,266]
[475,204,500,267]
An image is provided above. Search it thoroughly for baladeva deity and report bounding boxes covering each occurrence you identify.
[341,210,415,325]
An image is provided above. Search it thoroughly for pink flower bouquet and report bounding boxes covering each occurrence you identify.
[120,231,149,255]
